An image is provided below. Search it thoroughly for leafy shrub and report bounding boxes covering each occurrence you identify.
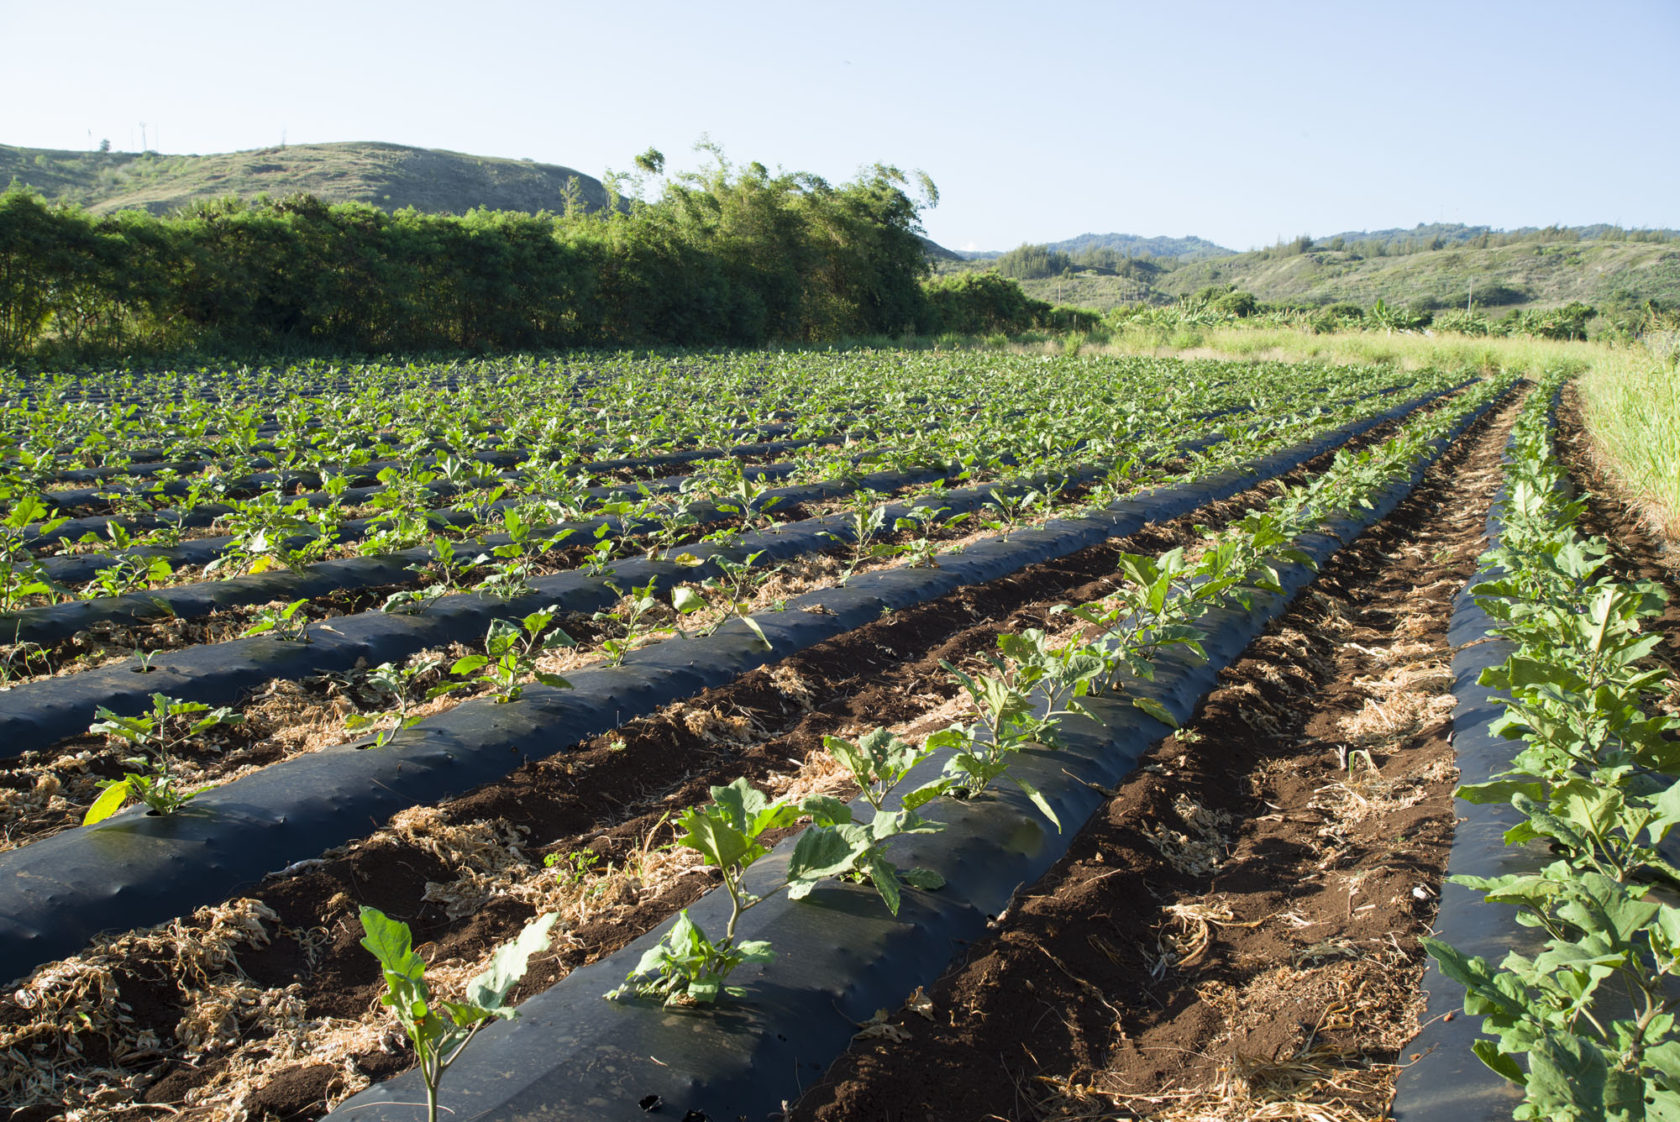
[921,272,1049,335]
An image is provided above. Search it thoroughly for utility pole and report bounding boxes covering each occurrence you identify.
[139,122,147,152]
[1467,280,1474,314]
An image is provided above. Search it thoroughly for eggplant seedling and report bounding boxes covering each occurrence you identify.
[608,778,799,1005]
[82,693,243,824]
[346,658,444,746]
[434,607,575,702]
[359,906,556,1122]
[787,731,949,914]
[240,597,312,642]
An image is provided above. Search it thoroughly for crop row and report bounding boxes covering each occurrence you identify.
[0,381,1462,835]
[0,377,1472,980]
[0,365,1446,710]
[341,369,1514,1121]
[3,356,1426,621]
[0,371,1506,1121]
[1409,376,1680,1121]
[4,351,1232,489]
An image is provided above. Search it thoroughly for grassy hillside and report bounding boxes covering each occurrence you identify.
[0,141,612,216]
[961,232,1233,262]
[1159,240,1680,311]
[991,238,1680,315]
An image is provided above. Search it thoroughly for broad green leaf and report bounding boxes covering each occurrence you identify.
[1471,1040,1527,1085]
[798,794,854,828]
[866,853,903,915]
[464,912,557,1012]
[1012,775,1060,832]
[1132,696,1179,729]
[787,826,859,897]
[740,614,771,648]
[358,906,428,995]
[82,781,132,826]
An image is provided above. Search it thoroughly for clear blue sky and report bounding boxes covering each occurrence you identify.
[7,0,1677,252]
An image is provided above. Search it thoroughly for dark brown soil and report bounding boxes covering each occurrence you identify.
[788,393,1523,1121]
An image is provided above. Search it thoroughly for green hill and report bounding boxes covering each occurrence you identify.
[960,232,1233,262]
[1157,239,1680,312]
[0,141,612,216]
[980,235,1680,316]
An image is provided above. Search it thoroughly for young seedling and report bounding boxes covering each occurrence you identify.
[381,581,452,616]
[359,906,556,1122]
[889,505,947,568]
[240,598,312,643]
[435,608,575,702]
[691,550,774,646]
[82,693,243,824]
[579,522,618,578]
[787,730,949,914]
[473,556,538,601]
[715,471,783,533]
[980,487,1034,540]
[592,578,663,666]
[409,536,482,594]
[82,552,172,600]
[346,658,444,747]
[822,490,890,582]
[608,778,798,1005]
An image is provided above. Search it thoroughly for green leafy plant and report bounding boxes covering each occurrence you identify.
[210,491,338,576]
[592,578,663,666]
[82,693,243,824]
[786,731,948,913]
[381,581,451,616]
[679,550,774,646]
[714,469,784,533]
[823,490,891,581]
[608,778,798,1005]
[1423,379,1680,1119]
[888,505,948,568]
[359,905,556,1122]
[928,657,1063,830]
[240,597,312,642]
[436,608,575,702]
[346,658,443,746]
[82,552,173,600]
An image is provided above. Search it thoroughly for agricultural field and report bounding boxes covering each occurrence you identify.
[0,349,1675,1122]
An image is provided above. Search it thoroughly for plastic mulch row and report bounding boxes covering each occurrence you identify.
[1389,387,1557,1121]
[337,386,1495,1122]
[0,393,1443,757]
[0,390,1488,985]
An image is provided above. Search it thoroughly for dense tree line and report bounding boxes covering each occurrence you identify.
[0,154,999,361]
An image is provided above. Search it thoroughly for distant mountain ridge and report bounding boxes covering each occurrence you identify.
[949,223,1680,263]
[1310,221,1680,252]
[960,232,1234,262]
[0,141,612,216]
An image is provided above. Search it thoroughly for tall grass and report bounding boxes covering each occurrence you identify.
[1078,322,1616,377]
[1578,336,1680,539]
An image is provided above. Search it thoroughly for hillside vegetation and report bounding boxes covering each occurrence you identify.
[962,232,1233,262]
[1158,238,1680,312]
[972,234,1680,319]
[0,141,611,216]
